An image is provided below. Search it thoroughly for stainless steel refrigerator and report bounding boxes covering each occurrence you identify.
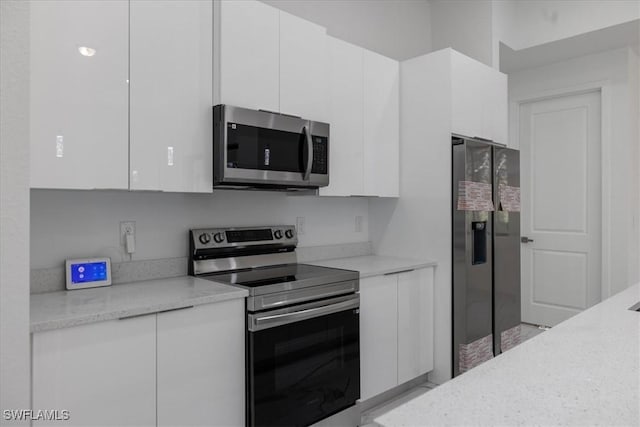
[452,136,521,377]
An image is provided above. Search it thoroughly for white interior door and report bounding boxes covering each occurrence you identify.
[520,90,601,326]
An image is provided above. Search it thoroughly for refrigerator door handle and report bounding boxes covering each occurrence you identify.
[521,236,534,243]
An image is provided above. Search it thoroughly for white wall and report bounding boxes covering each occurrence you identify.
[261,0,432,60]
[496,0,640,51]
[629,46,640,284]
[31,190,369,269]
[0,0,31,418]
[508,47,640,296]
[430,0,493,66]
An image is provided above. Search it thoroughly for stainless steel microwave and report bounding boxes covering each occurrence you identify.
[213,105,329,190]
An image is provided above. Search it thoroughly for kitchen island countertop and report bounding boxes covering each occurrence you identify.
[376,283,640,426]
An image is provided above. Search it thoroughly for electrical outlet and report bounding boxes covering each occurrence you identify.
[355,216,363,233]
[120,221,136,245]
[296,217,306,235]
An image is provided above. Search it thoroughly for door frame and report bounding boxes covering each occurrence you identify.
[509,80,612,301]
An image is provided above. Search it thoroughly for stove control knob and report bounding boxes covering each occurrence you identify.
[199,233,211,245]
[274,230,283,239]
[213,232,225,243]
[285,229,294,239]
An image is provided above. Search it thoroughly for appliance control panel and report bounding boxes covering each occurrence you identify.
[191,225,297,250]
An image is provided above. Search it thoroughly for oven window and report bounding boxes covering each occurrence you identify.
[248,309,359,427]
[227,123,305,173]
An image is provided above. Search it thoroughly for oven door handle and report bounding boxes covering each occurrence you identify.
[303,125,313,181]
[250,296,359,331]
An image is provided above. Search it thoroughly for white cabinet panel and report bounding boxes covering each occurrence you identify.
[451,52,485,141]
[451,51,508,144]
[319,37,364,197]
[359,275,398,400]
[130,0,213,193]
[30,0,129,190]
[32,316,156,426]
[397,268,434,384]
[157,301,244,427]
[219,0,279,112]
[279,11,329,121]
[484,71,508,144]
[363,50,399,197]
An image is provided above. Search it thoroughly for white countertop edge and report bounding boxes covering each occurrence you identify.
[30,277,248,333]
[308,255,438,278]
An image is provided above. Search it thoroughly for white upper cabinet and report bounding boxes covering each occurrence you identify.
[218,0,279,112]
[451,51,508,144]
[279,11,329,121]
[217,1,328,121]
[30,0,129,190]
[319,40,400,198]
[363,50,400,197]
[319,37,364,197]
[130,0,213,193]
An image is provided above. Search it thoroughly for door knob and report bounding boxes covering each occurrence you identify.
[521,236,534,243]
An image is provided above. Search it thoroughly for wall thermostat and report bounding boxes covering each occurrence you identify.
[65,257,112,290]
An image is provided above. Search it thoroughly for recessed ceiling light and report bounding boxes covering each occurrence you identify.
[78,46,96,57]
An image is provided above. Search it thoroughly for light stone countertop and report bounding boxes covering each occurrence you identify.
[376,283,640,427]
[307,255,437,278]
[30,276,247,333]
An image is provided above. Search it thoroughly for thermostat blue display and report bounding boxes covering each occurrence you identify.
[65,257,112,290]
[71,262,107,283]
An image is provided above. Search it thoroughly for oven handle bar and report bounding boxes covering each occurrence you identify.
[249,295,359,331]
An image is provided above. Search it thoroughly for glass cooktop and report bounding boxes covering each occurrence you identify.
[203,263,351,288]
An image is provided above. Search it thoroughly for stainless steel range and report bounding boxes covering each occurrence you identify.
[189,225,360,427]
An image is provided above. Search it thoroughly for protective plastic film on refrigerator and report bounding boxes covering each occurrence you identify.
[452,136,521,377]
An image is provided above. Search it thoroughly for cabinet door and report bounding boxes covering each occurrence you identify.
[359,275,398,400]
[157,300,245,427]
[397,268,435,384]
[130,0,213,193]
[363,50,400,197]
[279,11,329,121]
[451,51,507,143]
[30,0,129,190]
[483,71,508,144]
[219,0,279,112]
[319,37,364,197]
[32,316,156,426]
[451,52,485,140]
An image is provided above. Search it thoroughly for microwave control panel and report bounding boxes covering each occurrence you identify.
[311,136,328,174]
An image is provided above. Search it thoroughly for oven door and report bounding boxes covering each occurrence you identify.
[247,294,360,427]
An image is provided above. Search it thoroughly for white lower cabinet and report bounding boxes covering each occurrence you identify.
[157,300,245,427]
[32,300,245,427]
[359,274,398,400]
[397,268,434,384]
[359,267,434,401]
[32,315,156,426]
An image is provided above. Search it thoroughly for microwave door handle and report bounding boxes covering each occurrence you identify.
[303,125,313,181]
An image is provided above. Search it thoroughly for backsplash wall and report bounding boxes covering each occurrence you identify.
[31,189,369,269]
